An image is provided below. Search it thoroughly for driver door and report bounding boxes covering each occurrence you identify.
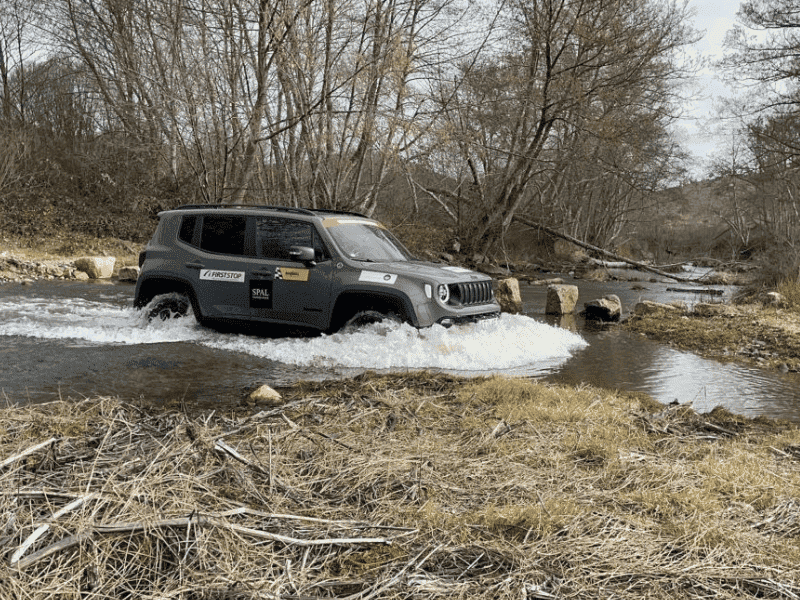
[250,216,333,329]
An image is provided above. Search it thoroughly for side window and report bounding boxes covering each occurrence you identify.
[178,215,197,245]
[257,217,325,261]
[199,215,247,255]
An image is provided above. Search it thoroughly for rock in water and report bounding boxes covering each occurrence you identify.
[118,266,140,282]
[546,284,579,315]
[583,295,622,322]
[495,278,524,314]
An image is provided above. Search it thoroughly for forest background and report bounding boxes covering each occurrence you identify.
[2,0,800,284]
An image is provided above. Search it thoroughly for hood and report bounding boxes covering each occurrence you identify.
[356,260,491,283]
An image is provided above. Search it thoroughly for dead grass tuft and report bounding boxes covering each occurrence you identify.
[1,374,799,598]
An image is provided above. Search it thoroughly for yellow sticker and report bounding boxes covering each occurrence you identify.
[281,268,309,282]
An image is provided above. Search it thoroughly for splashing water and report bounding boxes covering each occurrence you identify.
[205,315,586,372]
[0,293,586,374]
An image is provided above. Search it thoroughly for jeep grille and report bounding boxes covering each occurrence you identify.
[449,281,494,306]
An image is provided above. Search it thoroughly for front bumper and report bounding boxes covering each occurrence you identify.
[436,310,501,327]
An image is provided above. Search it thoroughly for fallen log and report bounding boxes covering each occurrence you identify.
[666,287,724,296]
[513,216,699,283]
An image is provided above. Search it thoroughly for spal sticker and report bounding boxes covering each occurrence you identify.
[359,270,397,284]
[200,269,245,283]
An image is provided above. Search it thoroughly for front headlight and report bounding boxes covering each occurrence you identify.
[436,283,450,304]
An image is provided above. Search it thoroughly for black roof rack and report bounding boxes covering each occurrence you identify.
[173,204,316,216]
[171,204,368,218]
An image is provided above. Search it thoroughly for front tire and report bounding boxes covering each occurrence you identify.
[340,310,400,332]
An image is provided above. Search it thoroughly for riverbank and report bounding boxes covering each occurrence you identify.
[1,231,139,283]
[3,373,799,599]
[623,301,800,373]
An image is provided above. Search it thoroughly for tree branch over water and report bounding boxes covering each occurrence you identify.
[513,214,699,283]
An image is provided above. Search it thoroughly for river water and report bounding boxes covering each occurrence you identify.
[1,277,799,421]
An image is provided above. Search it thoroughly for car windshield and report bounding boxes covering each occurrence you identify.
[326,221,415,262]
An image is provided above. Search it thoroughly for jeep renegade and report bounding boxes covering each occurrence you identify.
[134,204,500,332]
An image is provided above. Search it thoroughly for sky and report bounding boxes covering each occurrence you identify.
[676,0,744,177]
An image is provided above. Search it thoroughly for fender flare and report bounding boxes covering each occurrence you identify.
[328,287,419,330]
[134,274,202,319]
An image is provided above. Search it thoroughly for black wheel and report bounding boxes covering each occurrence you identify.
[146,293,191,322]
[341,310,399,332]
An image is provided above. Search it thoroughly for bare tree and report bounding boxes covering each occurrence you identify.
[715,0,800,257]
[48,0,478,206]
[424,0,695,256]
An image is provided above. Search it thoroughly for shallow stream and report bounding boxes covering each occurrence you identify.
[1,276,799,421]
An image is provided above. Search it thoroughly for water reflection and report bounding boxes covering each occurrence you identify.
[525,282,800,421]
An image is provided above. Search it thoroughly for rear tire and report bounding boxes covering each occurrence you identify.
[147,293,191,321]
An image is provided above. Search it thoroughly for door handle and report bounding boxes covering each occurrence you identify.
[186,262,204,269]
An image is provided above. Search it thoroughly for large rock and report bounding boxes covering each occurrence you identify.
[582,294,622,322]
[495,277,524,314]
[546,284,579,315]
[74,256,116,279]
[118,266,140,282]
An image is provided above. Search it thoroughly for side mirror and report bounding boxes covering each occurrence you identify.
[288,246,316,265]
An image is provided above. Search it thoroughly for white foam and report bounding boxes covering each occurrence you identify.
[203,314,587,373]
[0,296,206,344]
[0,295,587,373]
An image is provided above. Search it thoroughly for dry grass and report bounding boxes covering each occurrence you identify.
[777,277,800,313]
[2,373,800,599]
[625,303,800,372]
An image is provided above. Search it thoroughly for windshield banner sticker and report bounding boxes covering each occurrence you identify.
[200,269,245,283]
[359,270,397,284]
[276,267,309,282]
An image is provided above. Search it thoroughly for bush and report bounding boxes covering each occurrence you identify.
[777,276,800,312]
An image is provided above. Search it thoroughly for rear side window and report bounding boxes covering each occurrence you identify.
[200,215,247,255]
[178,215,197,244]
[257,217,327,261]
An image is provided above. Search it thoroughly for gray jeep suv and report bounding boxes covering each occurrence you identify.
[134,204,500,332]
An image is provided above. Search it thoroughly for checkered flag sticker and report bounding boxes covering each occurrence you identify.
[274,267,282,279]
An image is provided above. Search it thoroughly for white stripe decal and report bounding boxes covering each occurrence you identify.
[359,270,397,284]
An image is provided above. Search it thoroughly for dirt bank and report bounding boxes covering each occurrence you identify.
[1,229,140,283]
[623,302,800,373]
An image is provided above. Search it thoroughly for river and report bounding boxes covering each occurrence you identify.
[1,276,799,421]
